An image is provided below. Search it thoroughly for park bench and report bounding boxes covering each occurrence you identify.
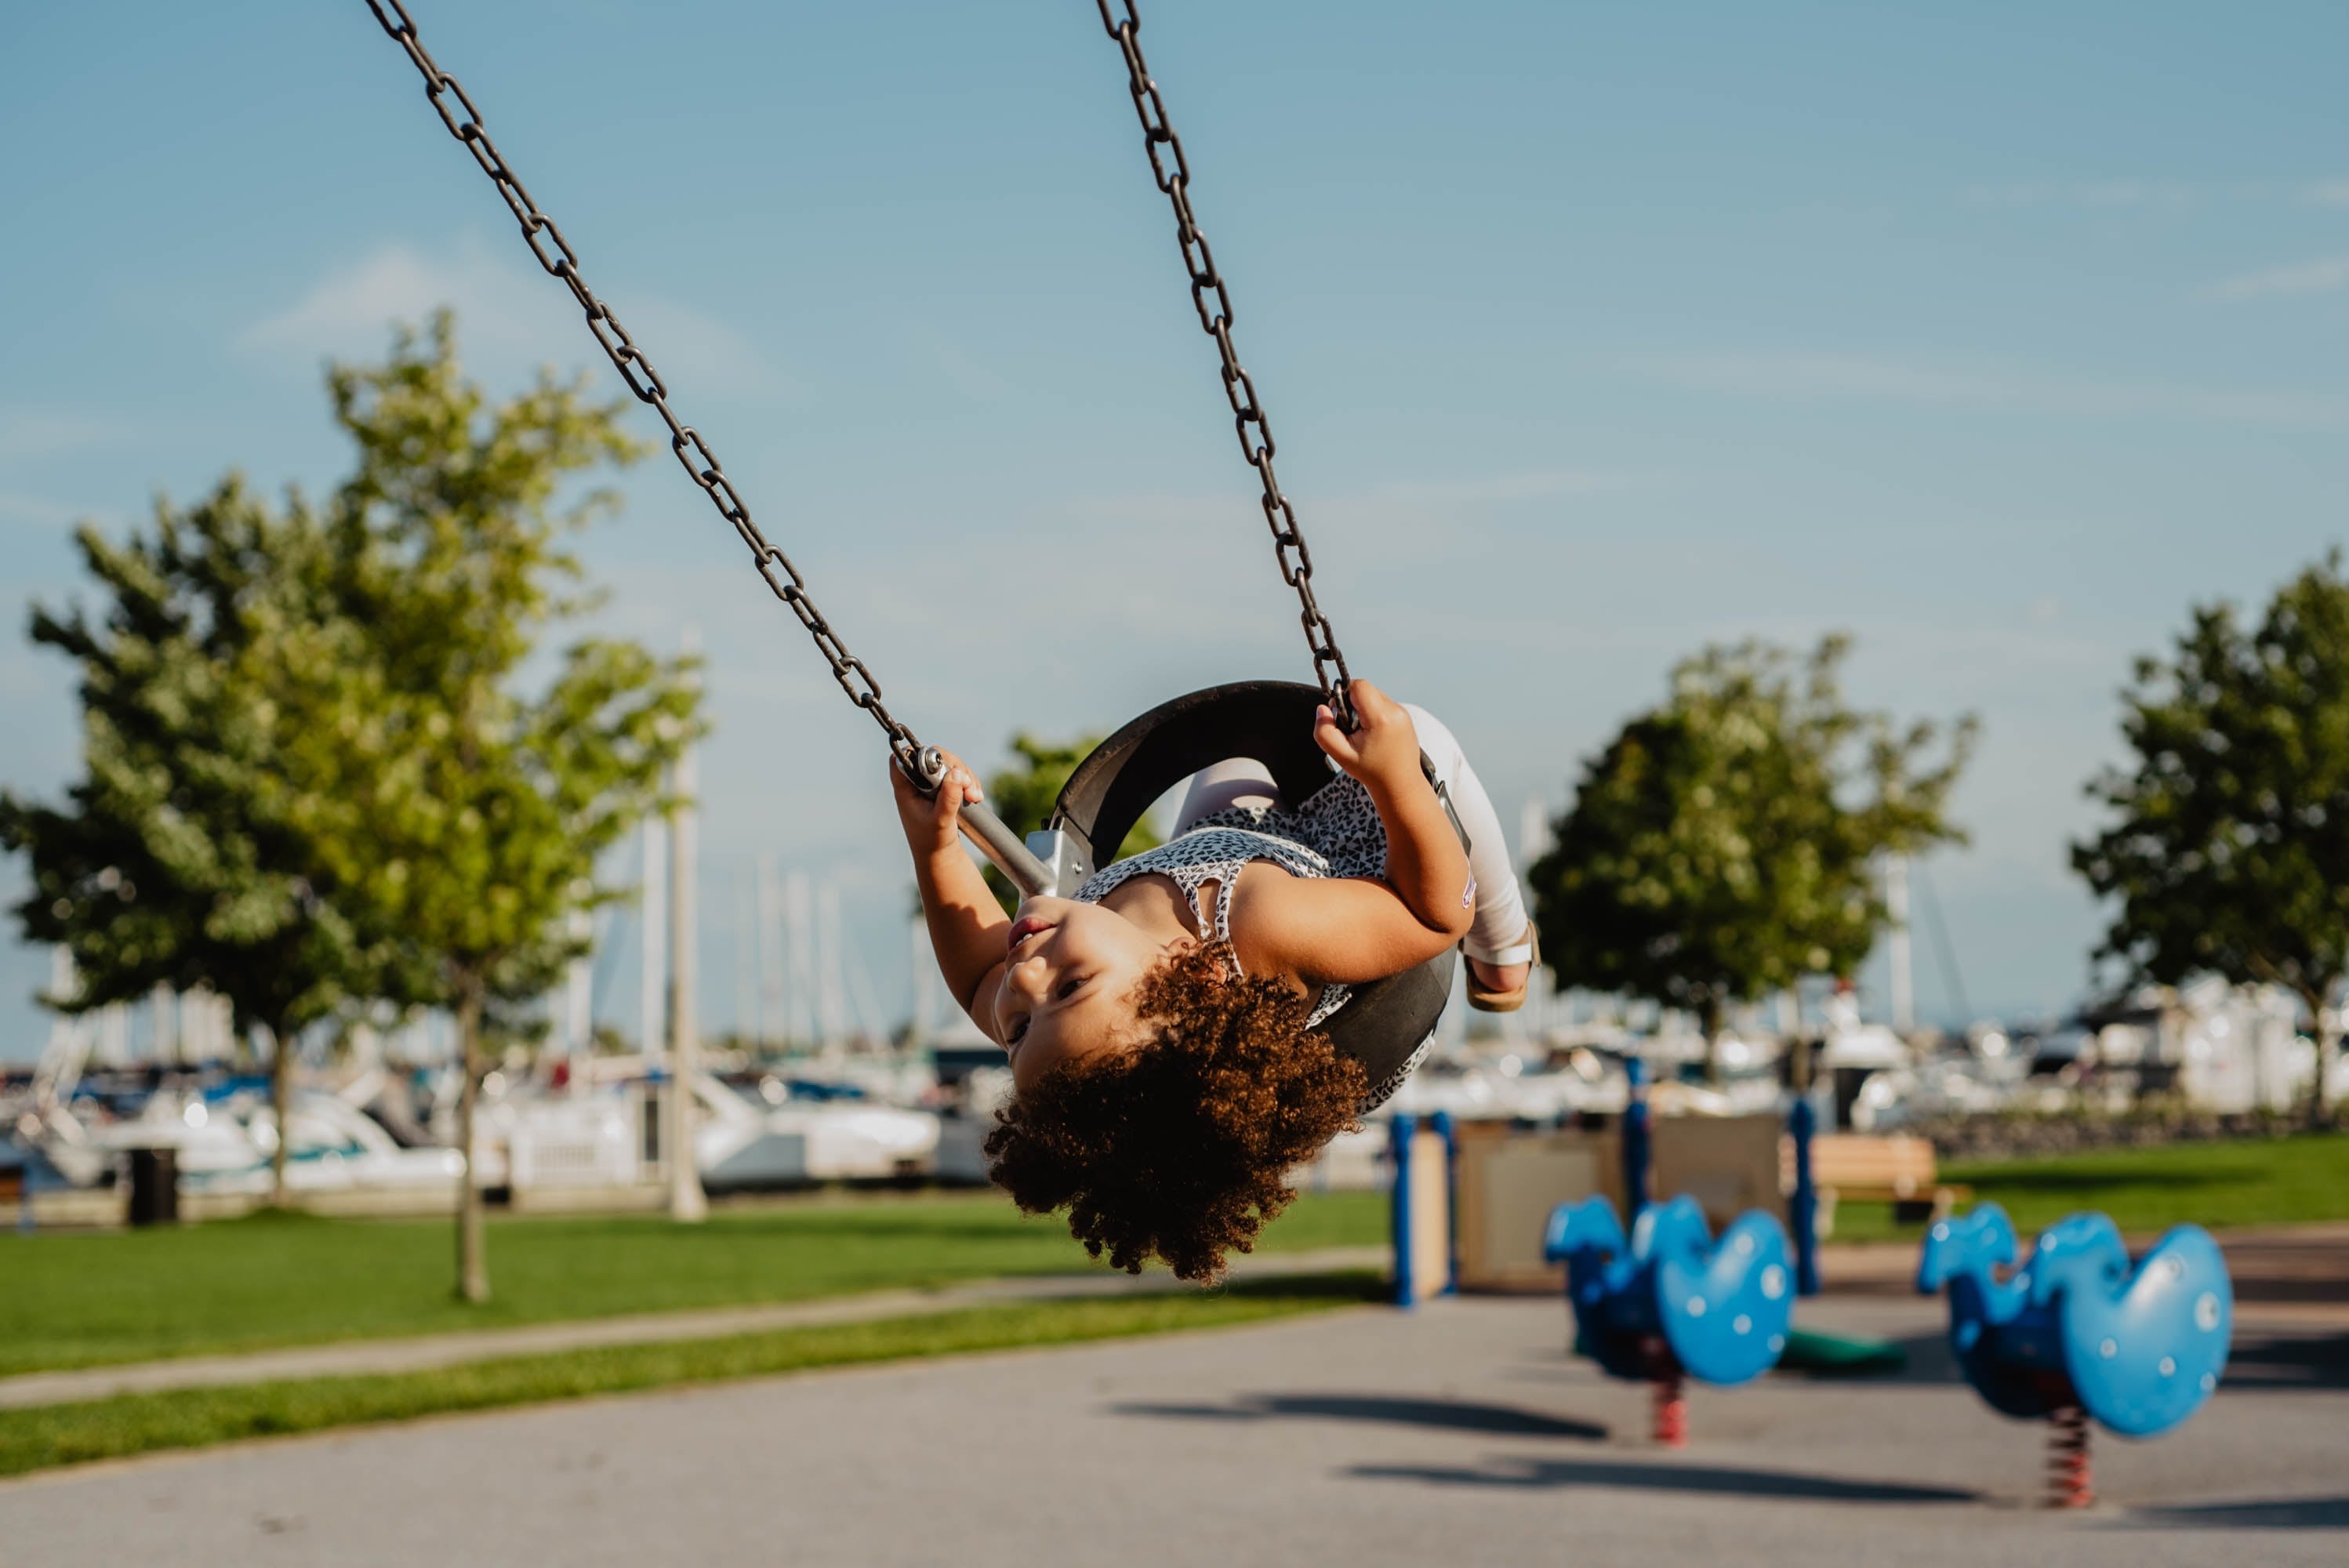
[1797,1133,1970,1229]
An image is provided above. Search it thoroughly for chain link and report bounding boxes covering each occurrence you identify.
[1095,1,1356,729]
[361,0,926,769]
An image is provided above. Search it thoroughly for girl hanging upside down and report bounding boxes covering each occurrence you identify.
[893,679,1535,1283]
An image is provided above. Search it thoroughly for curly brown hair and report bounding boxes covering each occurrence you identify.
[982,942,1366,1283]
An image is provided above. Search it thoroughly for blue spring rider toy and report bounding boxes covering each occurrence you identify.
[1544,1195,1795,1444]
[1541,1060,1795,1445]
[1917,1204,2232,1507]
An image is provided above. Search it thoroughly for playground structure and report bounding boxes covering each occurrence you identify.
[1390,1049,1981,1297]
[1918,1203,2233,1507]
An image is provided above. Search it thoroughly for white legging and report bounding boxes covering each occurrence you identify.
[1171,702,1533,964]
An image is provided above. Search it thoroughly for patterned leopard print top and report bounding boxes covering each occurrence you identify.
[1072,772,1431,1110]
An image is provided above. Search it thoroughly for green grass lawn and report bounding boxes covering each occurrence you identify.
[0,1272,1381,1480]
[10,1133,2337,1385]
[0,1189,1388,1379]
[1827,1131,2349,1243]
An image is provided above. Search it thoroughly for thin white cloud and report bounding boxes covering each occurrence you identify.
[619,296,784,401]
[1646,355,1989,402]
[2207,254,2349,301]
[0,412,125,468]
[1638,352,2349,431]
[1966,180,2202,210]
[900,328,1018,406]
[0,492,96,531]
[1048,468,1643,581]
[1360,470,1646,508]
[1968,177,2349,210]
[594,463,1635,732]
[239,239,782,398]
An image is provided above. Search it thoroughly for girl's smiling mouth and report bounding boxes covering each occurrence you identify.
[1007,913,1055,953]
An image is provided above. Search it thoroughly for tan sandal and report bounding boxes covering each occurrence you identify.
[1464,922,1539,1013]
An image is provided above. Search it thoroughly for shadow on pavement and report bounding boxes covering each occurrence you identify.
[2218,1331,2349,1392]
[1113,1392,1608,1441]
[1511,1332,1964,1388]
[2216,1229,2349,1306]
[2119,1496,2349,1530]
[1349,1456,1977,1504]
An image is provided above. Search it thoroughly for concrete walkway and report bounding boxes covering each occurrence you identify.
[3,1291,2341,1567]
[0,1246,1388,1411]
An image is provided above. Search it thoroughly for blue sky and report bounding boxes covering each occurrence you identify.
[5,1,2349,1057]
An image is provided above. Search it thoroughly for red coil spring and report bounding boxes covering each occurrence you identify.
[2047,1406,2093,1509]
[1651,1372,1688,1449]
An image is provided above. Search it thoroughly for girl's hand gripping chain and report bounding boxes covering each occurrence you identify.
[891,749,984,856]
[1305,678,1474,943]
[1312,678,1426,794]
[891,751,1011,1018]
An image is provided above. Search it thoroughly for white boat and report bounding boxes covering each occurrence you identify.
[516,1061,942,1190]
[180,1090,464,1197]
[29,1083,462,1198]
[700,1073,940,1188]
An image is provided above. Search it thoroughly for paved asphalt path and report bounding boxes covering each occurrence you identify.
[3,1294,2343,1567]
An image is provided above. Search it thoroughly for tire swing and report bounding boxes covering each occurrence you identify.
[361,0,1462,1094]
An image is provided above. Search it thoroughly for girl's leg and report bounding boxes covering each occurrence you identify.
[1172,759,1280,835]
[1400,703,1533,966]
[1169,702,1533,964]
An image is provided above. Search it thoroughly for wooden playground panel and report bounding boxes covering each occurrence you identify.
[1447,1118,1965,1293]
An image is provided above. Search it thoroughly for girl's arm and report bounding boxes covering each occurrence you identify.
[1316,680,1476,936]
[891,754,1010,1031]
[1231,870,1467,985]
[1230,679,1476,986]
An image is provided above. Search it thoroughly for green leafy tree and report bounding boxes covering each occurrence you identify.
[2075,554,2349,1125]
[318,315,700,1301]
[1530,636,1974,1075]
[0,481,391,1203]
[981,733,1162,912]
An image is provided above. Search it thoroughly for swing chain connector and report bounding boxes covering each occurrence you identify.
[362,0,928,767]
[1095,1,1358,733]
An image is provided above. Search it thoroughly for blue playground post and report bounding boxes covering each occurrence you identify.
[1389,1113,1416,1306]
[1789,1094,1821,1298]
[1620,1054,1651,1210]
[1432,1110,1459,1296]
[1389,1112,1458,1308]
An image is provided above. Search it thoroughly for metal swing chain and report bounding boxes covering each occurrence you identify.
[361,0,927,771]
[1095,1,1358,731]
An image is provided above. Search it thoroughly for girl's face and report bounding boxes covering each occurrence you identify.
[989,895,1185,1093]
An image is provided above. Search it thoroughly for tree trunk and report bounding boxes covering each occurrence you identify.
[266,1020,292,1209]
[454,982,489,1303]
[2309,985,2340,1130]
[1700,994,1726,1085]
[1788,1030,1815,1094]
